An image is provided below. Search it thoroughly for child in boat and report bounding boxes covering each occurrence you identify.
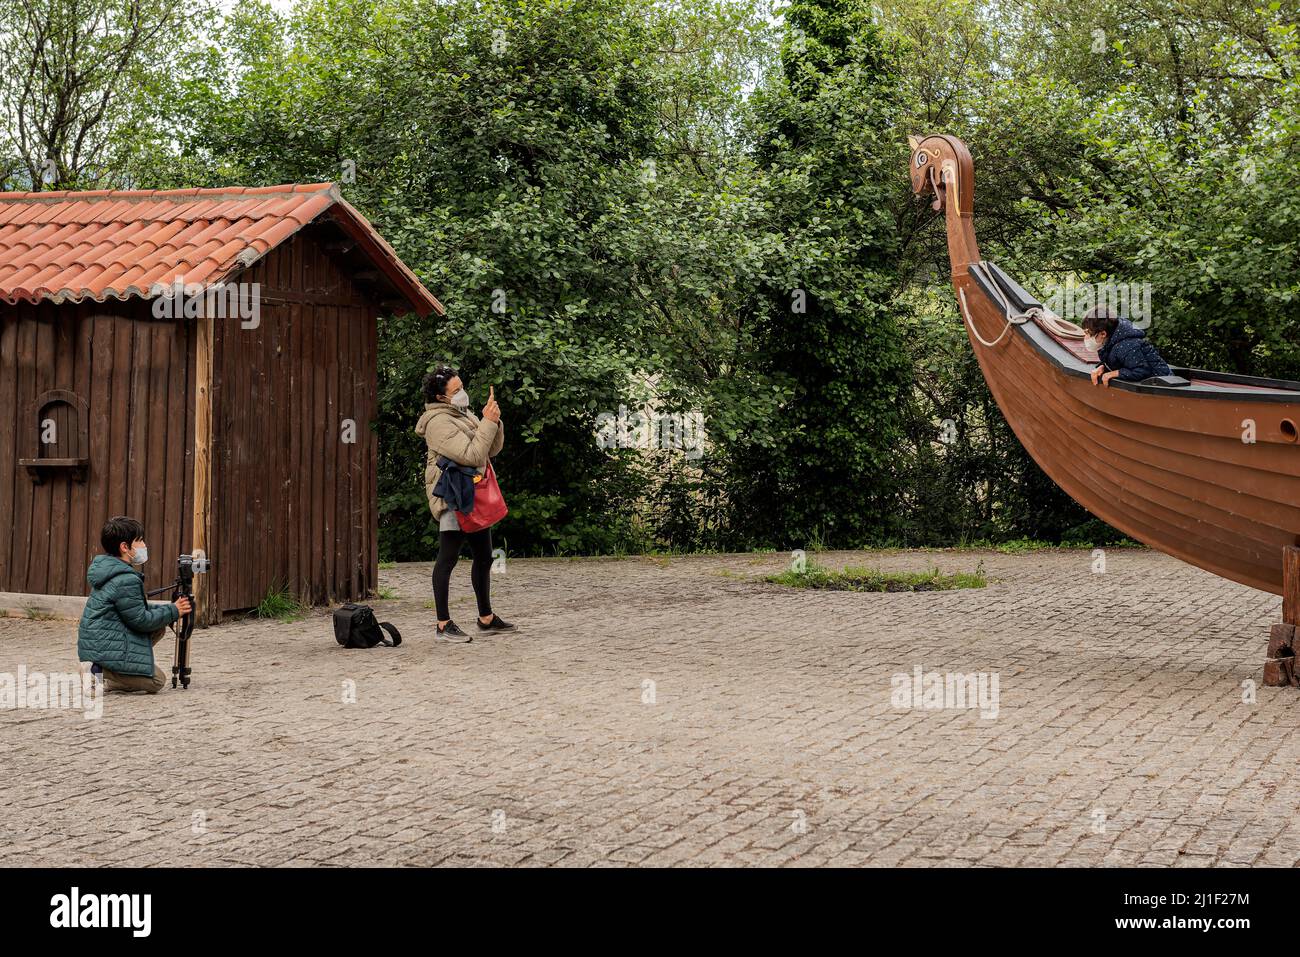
[1083,306,1171,387]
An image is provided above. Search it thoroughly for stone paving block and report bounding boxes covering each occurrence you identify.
[2,548,1298,866]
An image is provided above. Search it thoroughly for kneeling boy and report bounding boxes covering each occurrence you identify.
[78,516,191,693]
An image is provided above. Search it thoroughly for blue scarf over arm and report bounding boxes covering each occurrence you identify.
[432,457,479,514]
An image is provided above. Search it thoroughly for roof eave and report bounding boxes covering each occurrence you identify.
[323,194,445,318]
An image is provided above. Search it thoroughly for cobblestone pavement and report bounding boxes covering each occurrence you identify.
[2,548,1298,867]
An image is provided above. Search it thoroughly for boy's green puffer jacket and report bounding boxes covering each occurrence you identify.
[77,554,179,676]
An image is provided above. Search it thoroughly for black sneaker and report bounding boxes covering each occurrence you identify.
[476,614,517,633]
[435,621,473,643]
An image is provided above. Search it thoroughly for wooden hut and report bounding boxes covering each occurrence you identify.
[0,183,442,622]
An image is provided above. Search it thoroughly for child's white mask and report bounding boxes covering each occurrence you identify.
[1084,335,1099,352]
[130,544,149,566]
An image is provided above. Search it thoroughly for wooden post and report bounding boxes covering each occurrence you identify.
[191,313,215,626]
[1283,546,1300,625]
[1263,545,1300,686]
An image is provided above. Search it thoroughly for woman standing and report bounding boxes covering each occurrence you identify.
[415,364,515,642]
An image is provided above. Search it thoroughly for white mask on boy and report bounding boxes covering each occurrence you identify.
[130,545,149,566]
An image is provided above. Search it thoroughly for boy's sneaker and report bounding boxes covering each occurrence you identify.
[435,621,472,643]
[477,614,517,633]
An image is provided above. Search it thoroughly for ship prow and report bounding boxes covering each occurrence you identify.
[910,135,1300,596]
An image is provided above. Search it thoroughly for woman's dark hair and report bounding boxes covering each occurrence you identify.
[101,515,144,556]
[1082,306,1119,337]
[422,364,459,403]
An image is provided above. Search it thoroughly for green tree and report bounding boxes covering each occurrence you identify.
[0,0,210,190]
[720,0,913,548]
[165,0,781,557]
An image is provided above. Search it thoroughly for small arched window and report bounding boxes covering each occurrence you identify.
[19,389,89,483]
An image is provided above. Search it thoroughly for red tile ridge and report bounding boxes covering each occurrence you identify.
[0,183,334,204]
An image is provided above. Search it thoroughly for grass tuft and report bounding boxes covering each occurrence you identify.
[766,560,986,593]
[253,585,306,622]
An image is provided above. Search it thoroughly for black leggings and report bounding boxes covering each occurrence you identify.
[432,527,493,622]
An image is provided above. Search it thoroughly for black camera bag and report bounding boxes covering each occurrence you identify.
[333,603,402,648]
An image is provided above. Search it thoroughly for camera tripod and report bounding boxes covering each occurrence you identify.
[146,554,211,690]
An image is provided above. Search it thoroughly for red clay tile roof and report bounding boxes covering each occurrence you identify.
[0,182,444,317]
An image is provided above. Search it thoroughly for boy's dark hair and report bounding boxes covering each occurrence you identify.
[1082,306,1119,337]
[422,364,459,403]
[101,516,144,557]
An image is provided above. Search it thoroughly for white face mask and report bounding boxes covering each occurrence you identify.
[130,544,148,566]
[450,389,470,410]
[1084,335,1099,352]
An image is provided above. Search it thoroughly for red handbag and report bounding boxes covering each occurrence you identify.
[456,460,508,533]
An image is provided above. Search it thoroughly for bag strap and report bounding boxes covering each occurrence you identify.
[378,622,402,647]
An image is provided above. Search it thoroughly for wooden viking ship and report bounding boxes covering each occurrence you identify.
[908,133,1300,598]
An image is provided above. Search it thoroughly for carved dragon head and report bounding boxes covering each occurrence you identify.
[908,134,971,215]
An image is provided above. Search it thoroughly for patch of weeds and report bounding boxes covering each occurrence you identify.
[930,537,1144,554]
[803,527,829,553]
[765,560,986,593]
[374,586,399,600]
[378,561,397,570]
[25,607,59,621]
[252,585,306,622]
[991,538,1053,555]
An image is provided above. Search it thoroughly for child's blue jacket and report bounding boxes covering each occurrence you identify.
[1098,319,1172,382]
[77,555,178,675]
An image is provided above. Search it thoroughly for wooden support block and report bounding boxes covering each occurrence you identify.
[1263,622,1296,688]
[1263,655,1295,688]
[1267,622,1296,657]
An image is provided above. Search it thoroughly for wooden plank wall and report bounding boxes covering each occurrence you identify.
[0,300,195,597]
[213,228,379,612]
